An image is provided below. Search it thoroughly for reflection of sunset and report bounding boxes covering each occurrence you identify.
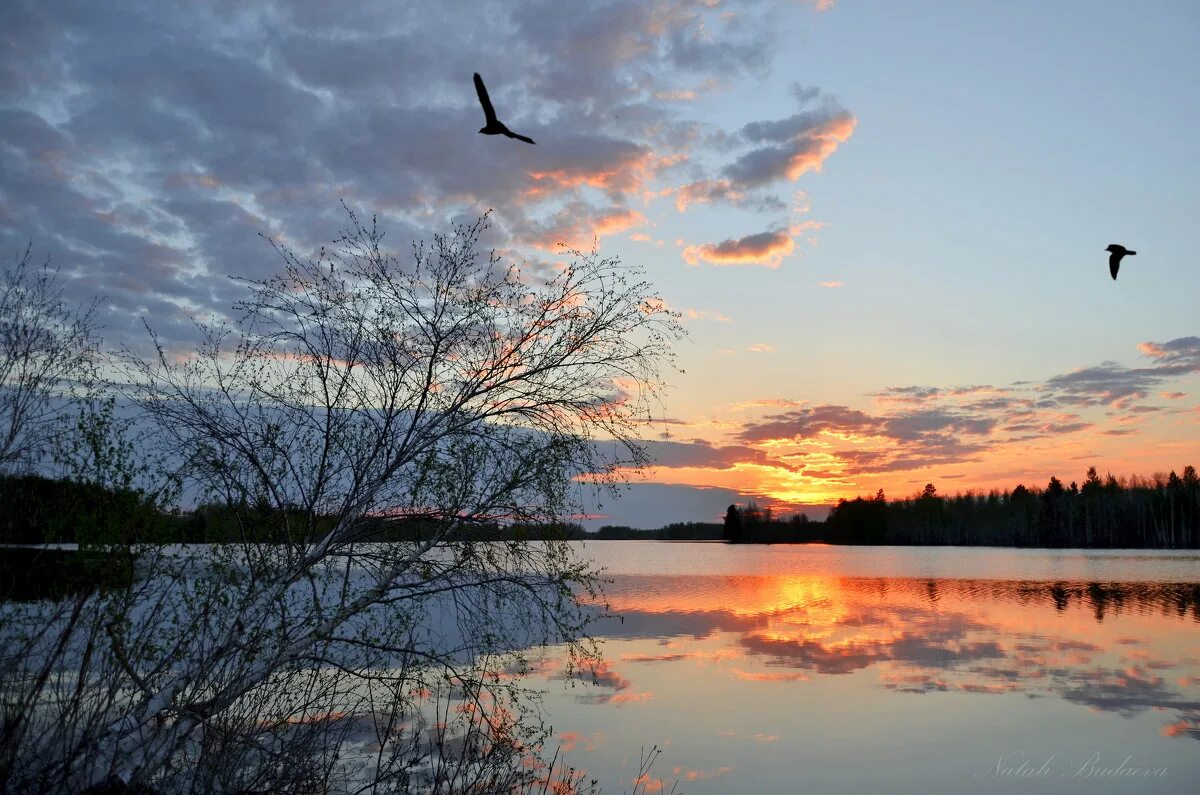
[595,574,1200,712]
[544,553,1200,791]
[603,573,847,619]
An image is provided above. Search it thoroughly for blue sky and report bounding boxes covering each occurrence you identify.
[2,0,1197,526]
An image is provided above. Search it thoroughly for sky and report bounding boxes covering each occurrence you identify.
[1,0,1198,527]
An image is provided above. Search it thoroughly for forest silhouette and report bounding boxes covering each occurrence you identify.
[722,465,1200,548]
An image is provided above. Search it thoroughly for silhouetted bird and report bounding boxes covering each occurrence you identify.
[474,73,535,145]
[1106,244,1136,280]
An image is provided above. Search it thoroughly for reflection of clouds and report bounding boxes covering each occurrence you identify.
[741,616,1004,676]
[1162,715,1200,739]
[728,668,809,682]
[550,659,654,706]
[553,659,629,691]
[1060,666,1200,718]
[600,575,1200,633]
[593,573,1200,740]
[590,608,759,640]
[620,652,690,663]
[620,648,741,664]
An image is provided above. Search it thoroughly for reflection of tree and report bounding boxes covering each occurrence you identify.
[596,573,1200,739]
[594,576,1200,644]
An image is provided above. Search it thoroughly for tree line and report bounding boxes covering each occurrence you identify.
[722,467,1200,548]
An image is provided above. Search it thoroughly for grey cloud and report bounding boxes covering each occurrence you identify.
[737,404,880,443]
[1043,337,1200,408]
[883,409,997,441]
[740,105,847,144]
[639,439,799,472]
[0,0,788,353]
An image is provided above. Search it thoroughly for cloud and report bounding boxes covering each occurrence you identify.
[683,228,795,268]
[523,203,647,251]
[883,410,997,441]
[732,400,1011,476]
[670,178,787,213]
[723,107,856,187]
[667,85,855,222]
[681,307,732,322]
[817,280,843,288]
[1044,337,1200,409]
[633,439,799,472]
[680,766,734,781]
[0,0,811,351]
[1137,337,1200,368]
[737,405,882,443]
[718,337,1199,479]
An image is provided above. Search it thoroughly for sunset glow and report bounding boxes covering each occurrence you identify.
[1,1,1195,528]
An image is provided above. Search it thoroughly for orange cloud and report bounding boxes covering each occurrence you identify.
[818,280,843,288]
[729,668,809,682]
[629,232,664,246]
[632,774,663,793]
[1162,719,1198,738]
[683,229,794,268]
[729,399,807,411]
[672,178,743,212]
[526,206,647,251]
[525,151,683,201]
[558,731,605,753]
[683,767,734,781]
[782,116,857,180]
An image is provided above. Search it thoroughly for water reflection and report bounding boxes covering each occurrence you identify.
[576,574,1200,745]
[598,575,1200,626]
[525,547,1200,792]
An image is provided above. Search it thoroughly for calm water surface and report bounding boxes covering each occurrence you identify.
[528,543,1200,794]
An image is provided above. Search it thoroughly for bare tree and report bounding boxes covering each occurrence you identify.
[1,209,681,792]
[0,246,99,473]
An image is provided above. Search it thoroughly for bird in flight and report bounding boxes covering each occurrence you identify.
[474,73,535,145]
[1106,244,1136,280]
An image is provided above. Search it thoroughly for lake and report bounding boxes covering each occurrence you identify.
[527,543,1200,794]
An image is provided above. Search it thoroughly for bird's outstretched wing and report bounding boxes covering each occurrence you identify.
[508,131,536,145]
[474,73,497,125]
[1109,253,1120,280]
